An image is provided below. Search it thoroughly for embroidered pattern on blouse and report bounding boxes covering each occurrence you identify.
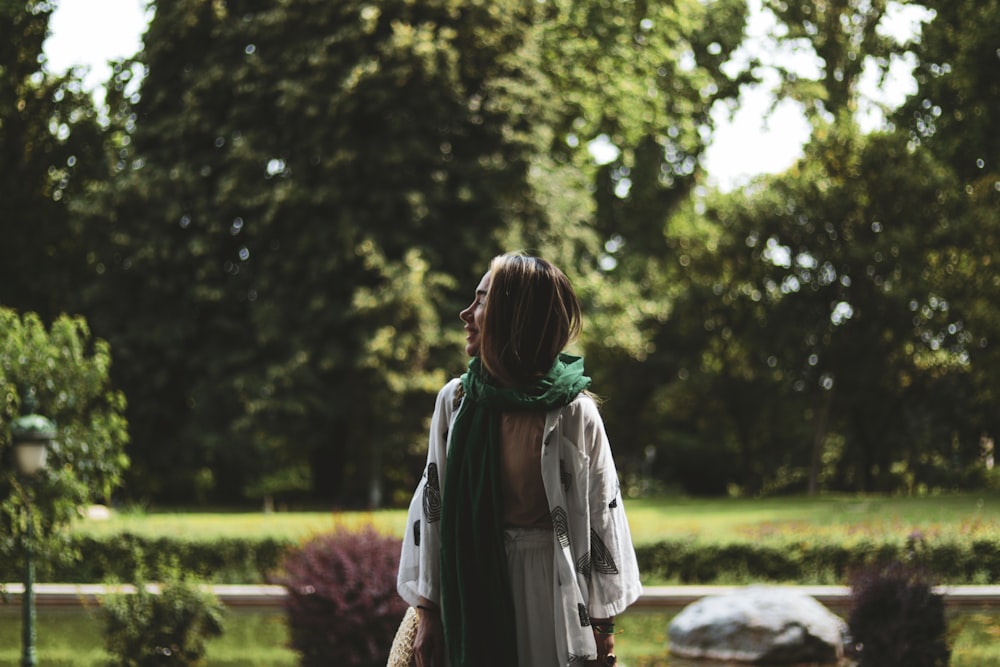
[413,519,421,547]
[576,550,592,580]
[551,506,571,549]
[560,459,572,492]
[423,463,442,523]
[590,529,619,575]
[577,603,591,627]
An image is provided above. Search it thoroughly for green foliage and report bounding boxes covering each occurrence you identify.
[79,0,552,505]
[4,515,1000,588]
[678,122,976,494]
[763,0,906,118]
[898,0,1000,463]
[635,532,1000,586]
[602,0,999,496]
[0,533,294,584]
[5,0,997,504]
[903,0,1000,185]
[0,309,129,567]
[0,1,108,320]
[102,569,226,667]
[75,0,751,507]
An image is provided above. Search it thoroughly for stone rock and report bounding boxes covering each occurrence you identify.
[668,585,848,664]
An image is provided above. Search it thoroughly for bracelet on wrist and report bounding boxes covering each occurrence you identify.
[593,622,616,635]
[416,604,439,614]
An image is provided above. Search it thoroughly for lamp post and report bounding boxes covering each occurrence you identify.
[10,405,56,667]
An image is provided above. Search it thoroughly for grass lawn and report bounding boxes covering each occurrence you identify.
[0,606,295,667]
[620,492,1000,545]
[72,492,1000,545]
[1,606,998,666]
[71,508,408,542]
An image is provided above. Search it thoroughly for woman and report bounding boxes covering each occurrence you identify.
[397,254,641,667]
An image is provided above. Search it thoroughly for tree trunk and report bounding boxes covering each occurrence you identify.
[808,389,834,495]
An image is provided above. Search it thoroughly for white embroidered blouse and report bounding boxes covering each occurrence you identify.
[397,378,643,665]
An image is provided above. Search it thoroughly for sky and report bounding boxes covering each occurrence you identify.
[42,0,926,193]
[44,0,150,87]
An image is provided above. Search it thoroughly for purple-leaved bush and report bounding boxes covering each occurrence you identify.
[275,526,408,667]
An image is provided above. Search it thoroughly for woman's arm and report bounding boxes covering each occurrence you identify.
[589,616,616,666]
[414,597,445,667]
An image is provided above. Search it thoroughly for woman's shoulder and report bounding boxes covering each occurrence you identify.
[436,377,464,410]
[563,390,602,420]
[439,377,463,394]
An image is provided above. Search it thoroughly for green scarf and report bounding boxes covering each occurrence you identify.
[440,353,591,667]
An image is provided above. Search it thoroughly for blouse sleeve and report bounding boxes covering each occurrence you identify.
[396,378,460,607]
[579,396,643,619]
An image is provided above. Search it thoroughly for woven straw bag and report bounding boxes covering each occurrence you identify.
[387,606,418,667]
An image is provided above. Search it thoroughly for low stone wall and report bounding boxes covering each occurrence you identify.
[3,582,998,610]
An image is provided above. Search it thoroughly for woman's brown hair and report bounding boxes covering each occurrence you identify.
[479,254,582,387]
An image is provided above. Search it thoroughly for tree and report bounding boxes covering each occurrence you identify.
[615,0,990,495]
[762,0,905,119]
[535,0,756,484]
[0,309,129,568]
[79,0,755,506]
[899,0,1000,473]
[80,0,567,505]
[0,0,107,320]
[697,122,972,494]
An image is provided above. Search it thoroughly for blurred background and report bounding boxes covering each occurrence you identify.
[3,0,997,509]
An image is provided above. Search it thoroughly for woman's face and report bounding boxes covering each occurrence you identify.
[459,272,490,357]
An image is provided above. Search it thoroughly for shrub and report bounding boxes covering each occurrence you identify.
[0,310,129,567]
[102,569,226,667]
[846,561,950,667]
[274,526,408,667]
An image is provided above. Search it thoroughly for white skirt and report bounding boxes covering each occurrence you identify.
[505,527,561,667]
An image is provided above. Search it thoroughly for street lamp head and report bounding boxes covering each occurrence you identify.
[10,414,57,477]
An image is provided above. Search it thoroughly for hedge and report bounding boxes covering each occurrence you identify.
[0,533,296,584]
[635,535,1000,585]
[1,532,997,586]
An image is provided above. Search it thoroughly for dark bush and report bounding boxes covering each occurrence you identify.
[970,539,1000,581]
[274,526,408,667]
[846,561,950,667]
